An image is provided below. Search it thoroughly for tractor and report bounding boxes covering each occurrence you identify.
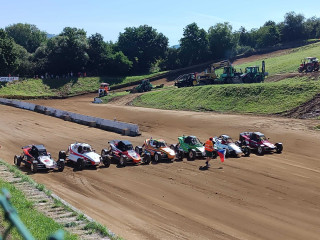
[130,80,153,93]
[174,73,198,88]
[241,61,267,83]
[219,65,243,84]
[298,57,319,73]
[196,60,230,85]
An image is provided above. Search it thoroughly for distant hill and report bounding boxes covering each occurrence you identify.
[47,33,56,39]
[171,44,180,49]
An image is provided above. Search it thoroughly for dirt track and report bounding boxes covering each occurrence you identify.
[1,95,320,240]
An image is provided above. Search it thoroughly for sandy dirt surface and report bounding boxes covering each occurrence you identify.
[1,95,320,240]
[232,48,295,65]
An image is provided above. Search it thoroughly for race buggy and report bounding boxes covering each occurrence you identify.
[14,144,64,173]
[101,140,150,167]
[239,132,283,155]
[171,135,216,161]
[59,142,110,170]
[214,135,250,158]
[135,138,176,163]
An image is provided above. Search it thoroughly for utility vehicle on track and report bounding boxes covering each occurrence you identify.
[14,144,64,173]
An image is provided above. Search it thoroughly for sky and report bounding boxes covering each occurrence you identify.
[1,0,320,46]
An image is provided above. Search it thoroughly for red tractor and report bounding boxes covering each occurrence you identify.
[298,57,319,73]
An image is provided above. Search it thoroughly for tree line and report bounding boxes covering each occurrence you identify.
[0,11,320,77]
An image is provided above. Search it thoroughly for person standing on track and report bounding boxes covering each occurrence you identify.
[205,137,214,168]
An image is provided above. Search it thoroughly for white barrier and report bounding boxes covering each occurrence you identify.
[0,77,19,82]
[0,98,140,136]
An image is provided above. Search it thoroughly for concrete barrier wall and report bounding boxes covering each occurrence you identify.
[0,98,140,136]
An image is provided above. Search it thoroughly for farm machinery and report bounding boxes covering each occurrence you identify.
[175,60,267,88]
[129,80,164,93]
[298,57,319,73]
[241,61,267,83]
[174,73,198,88]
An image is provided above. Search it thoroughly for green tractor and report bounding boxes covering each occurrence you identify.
[219,65,243,84]
[130,80,153,93]
[170,135,216,161]
[241,61,267,83]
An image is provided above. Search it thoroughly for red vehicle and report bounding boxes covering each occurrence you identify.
[298,57,319,73]
[101,140,150,167]
[98,83,110,97]
[239,132,283,155]
[14,144,64,173]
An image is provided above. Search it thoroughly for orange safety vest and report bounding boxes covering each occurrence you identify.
[205,140,214,152]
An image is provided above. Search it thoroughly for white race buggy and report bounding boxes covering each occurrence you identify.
[214,135,250,158]
[59,142,110,170]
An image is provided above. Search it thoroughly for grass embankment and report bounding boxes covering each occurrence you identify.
[234,42,320,76]
[133,77,320,114]
[0,160,122,240]
[0,71,167,98]
[0,179,77,240]
[101,91,130,103]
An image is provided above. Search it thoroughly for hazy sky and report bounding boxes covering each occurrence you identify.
[1,0,320,45]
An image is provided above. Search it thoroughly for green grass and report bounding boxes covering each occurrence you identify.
[0,160,122,240]
[0,179,78,240]
[0,71,167,98]
[101,91,130,103]
[234,42,320,76]
[133,76,320,114]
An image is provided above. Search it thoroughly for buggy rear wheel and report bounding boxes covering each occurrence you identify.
[31,162,38,173]
[242,146,251,157]
[14,155,21,167]
[275,143,283,154]
[176,150,184,161]
[101,149,108,158]
[103,156,111,168]
[57,161,65,172]
[143,153,151,165]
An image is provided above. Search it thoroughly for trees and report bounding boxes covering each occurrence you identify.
[117,25,168,73]
[281,12,306,42]
[0,29,18,75]
[45,27,89,74]
[255,21,280,48]
[87,33,110,75]
[179,23,208,66]
[208,22,236,59]
[5,23,47,53]
[304,17,320,39]
[161,47,181,70]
